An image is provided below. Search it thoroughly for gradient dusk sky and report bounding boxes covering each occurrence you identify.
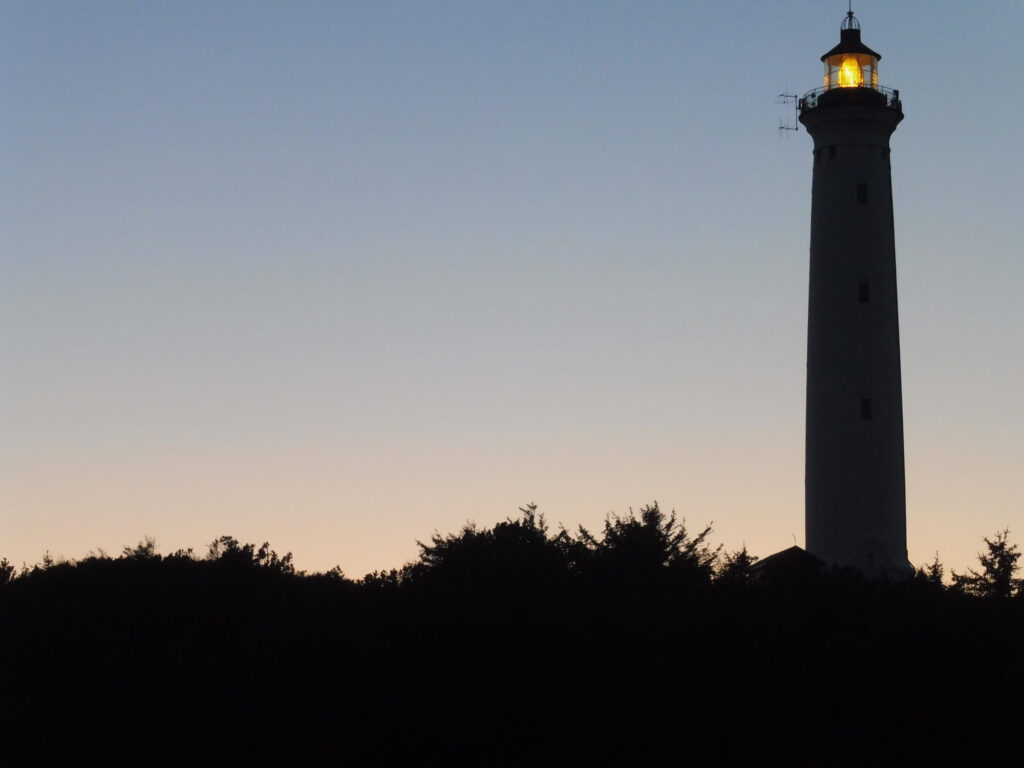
[3,1,1023,577]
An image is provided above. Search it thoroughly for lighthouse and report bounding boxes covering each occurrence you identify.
[799,11,913,577]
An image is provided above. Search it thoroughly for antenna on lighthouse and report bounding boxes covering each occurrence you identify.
[776,92,799,136]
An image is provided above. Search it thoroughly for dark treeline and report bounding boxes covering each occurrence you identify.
[2,504,1022,765]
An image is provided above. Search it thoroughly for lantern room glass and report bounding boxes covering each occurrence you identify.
[824,53,878,90]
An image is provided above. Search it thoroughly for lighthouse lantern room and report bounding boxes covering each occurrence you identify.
[823,12,879,90]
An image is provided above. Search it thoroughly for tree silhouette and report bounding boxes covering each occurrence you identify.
[951,529,1022,599]
[2,513,1024,764]
[582,502,719,582]
[411,504,568,587]
[206,535,297,575]
[918,552,945,587]
[717,544,759,588]
[122,536,160,560]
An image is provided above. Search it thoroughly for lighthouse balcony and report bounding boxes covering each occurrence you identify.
[800,85,901,115]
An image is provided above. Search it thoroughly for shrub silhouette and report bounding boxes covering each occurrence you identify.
[1,511,1023,763]
[716,544,759,588]
[580,502,718,581]
[206,535,297,575]
[121,536,160,560]
[411,504,569,588]
[915,551,946,586]
[951,528,1023,598]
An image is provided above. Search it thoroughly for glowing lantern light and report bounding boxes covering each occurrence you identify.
[838,56,864,87]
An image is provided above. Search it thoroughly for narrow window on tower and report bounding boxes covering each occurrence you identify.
[857,182,868,204]
[861,397,873,420]
[858,281,870,303]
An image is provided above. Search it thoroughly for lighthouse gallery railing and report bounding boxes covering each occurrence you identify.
[799,85,901,114]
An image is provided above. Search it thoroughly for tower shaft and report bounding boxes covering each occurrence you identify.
[800,88,911,577]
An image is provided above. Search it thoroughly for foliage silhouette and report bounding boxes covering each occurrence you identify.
[411,503,567,587]
[1,512,1023,764]
[716,544,759,588]
[951,528,1023,598]
[916,551,945,587]
[206,535,297,575]
[122,536,160,560]
[580,501,719,582]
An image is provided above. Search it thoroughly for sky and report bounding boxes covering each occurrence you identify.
[3,1,1023,578]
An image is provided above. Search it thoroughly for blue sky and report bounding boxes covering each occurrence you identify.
[3,1,1023,575]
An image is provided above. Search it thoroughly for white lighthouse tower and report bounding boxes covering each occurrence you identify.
[799,11,913,577]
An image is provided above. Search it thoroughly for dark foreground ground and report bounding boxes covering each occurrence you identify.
[2,509,1022,765]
